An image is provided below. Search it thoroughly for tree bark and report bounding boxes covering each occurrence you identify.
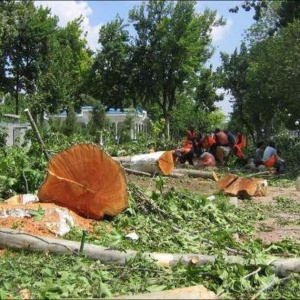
[171,169,219,181]
[1,228,299,277]
[124,168,152,177]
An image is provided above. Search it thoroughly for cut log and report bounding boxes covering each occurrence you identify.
[113,155,216,180]
[1,228,300,276]
[0,228,239,267]
[38,143,128,220]
[217,174,267,197]
[171,169,219,181]
[119,151,174,175]
[114,285,217,299]
[124,168,152,177]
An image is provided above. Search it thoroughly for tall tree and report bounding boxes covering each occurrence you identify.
[218,44,259,140]
[88,16,132,110]
[32,17,92,120]
[0,0,58,115]
[230,0,300,30]
[129,0,222,137]
[194,66,223,112]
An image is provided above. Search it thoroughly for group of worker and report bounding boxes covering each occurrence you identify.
[173,125,247,167]
[173,125,286,174]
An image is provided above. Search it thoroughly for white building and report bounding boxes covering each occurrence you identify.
[1,106,150,146]
[53,106,150,139]
[0,114,30,146]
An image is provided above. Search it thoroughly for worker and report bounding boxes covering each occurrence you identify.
[254,141,264,167]
[213,128,230,165]
[224,129,236,149]
[174,124,197,165]
[197,151,216,167]
[261,141,285,174]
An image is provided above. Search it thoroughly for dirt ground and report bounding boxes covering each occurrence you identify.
[126,173,300,245]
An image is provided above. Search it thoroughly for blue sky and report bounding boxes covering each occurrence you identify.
[34,1,255,115]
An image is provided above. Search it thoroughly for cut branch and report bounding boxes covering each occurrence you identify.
[124,168,152,177]
[2,228,300,277]
[171,169,219,181]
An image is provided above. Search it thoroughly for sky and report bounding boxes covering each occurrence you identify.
[34,1,256,116]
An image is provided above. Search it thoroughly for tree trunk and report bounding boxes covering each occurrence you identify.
[1,228,300,277]
[171,169,219,181]
[114,151,174,175]
[113,156,218,180]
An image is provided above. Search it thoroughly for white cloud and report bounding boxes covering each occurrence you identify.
[211,17,233,42]
[34,1,101,51]
[195,2,233,43]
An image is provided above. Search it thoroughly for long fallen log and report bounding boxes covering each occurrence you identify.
[113,285,217,299]
[113,151,174,175]
[171,169,219,181]
[1,228,300,276]
[113,154,218,180]
[124,167,185,178]
[0,227,222,266]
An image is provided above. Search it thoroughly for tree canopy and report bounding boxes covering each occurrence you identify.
[1,0,300,143]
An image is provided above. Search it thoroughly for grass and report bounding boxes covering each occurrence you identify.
[1,177,300,299]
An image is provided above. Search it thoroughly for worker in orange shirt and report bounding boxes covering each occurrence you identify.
[174,124,197,165]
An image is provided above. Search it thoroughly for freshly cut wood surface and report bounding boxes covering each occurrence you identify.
[128,151,174,175]
[218,174,267,197]
[38,143,128,220]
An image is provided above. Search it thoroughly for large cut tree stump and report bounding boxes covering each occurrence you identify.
[217,174,267,197]
[38,143,128,220]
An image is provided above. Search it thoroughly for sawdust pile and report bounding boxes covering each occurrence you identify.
[0,202,95,238]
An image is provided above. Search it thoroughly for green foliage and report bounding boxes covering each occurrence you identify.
[0,1,59,115]
[87,101,109,141]
[220,7,300,141]
[129,0,222,135]
[1,2,300,296]
[88,16,132,110]
[0,145,46,199]
[0,125,8,147]
[1,178,300,298]
[119,115,134,143]
[63,105,79,136]
[29,206,45,221]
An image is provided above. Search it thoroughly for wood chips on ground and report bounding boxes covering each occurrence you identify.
[0,202,95,239]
